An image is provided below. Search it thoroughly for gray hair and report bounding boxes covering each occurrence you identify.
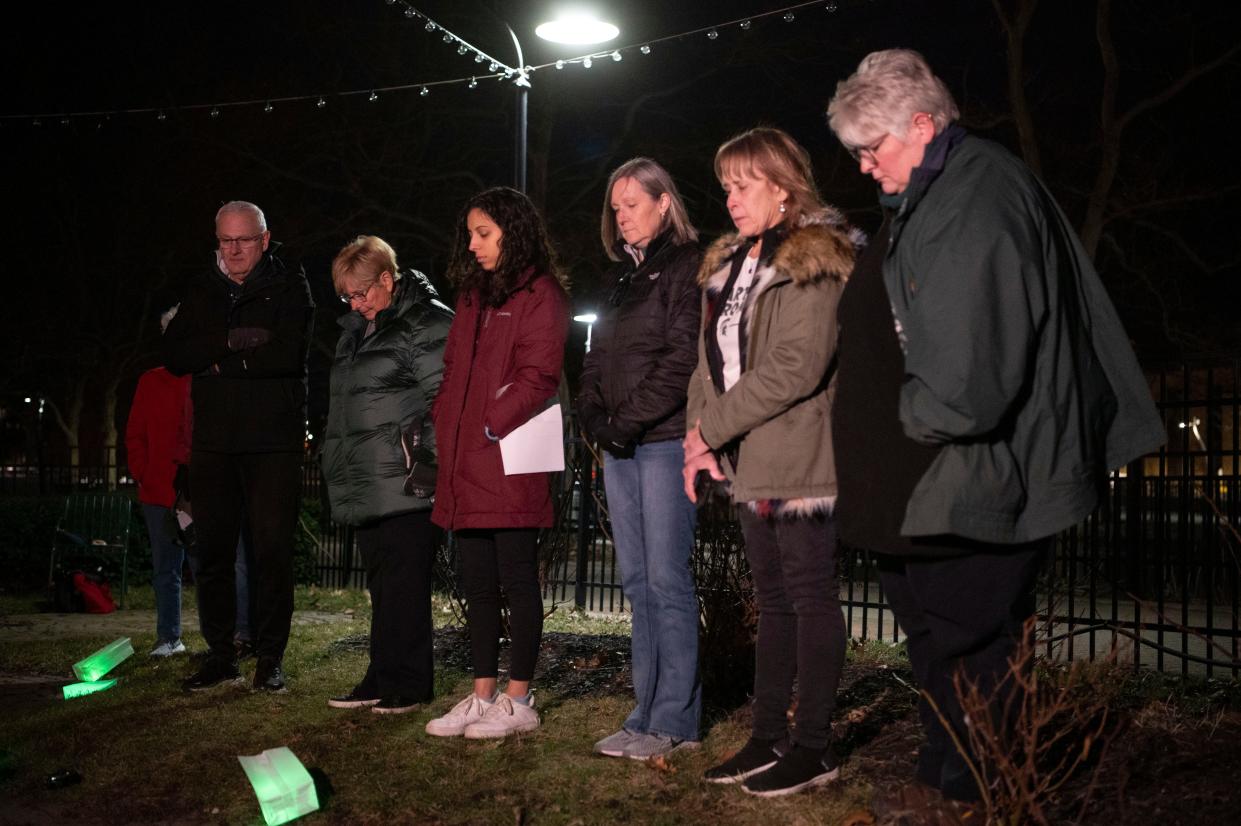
[215,200,268,232]
[159,304,180,334]
[827,49,960,149]
[601,157,698,261]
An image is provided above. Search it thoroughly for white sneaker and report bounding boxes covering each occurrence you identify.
[425,693,494,737]
[463,694,540,739]
[149,640,187,658]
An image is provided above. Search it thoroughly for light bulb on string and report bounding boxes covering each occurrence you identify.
[368,90,378,102]
[457,44,468,55]
[157,111,167,121]
[611,50,622,61]
[32,118,41,126]
[826,1,838,11]
[210,107,220,118]
[583,55,593,68]
[420,86,429,96]
[474,53,484,63]
[316,96,327,108]
[60,116,70,125]
[442,33,452,42]
[707,29,719,40]
[468,77,478,89]
[640,44,651,54]
[425,21,435,32]
[263,101,273,113]
[555,59,565,69]
[740,20,752,31]
[784,12,795,22]
[403,7,415,18]
[489,61,498,71]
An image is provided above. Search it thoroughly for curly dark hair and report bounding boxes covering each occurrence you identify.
[446,186,568,307]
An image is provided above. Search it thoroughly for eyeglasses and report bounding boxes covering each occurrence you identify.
[338,282,376,305]
[217,233,265,248]
[847,134,888,164]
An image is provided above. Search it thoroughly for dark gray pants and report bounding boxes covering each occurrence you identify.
[738,508,847,750]
[878,539,1049,801]
[355,510,437,700]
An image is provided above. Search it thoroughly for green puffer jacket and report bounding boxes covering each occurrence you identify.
[687,212,857,513]
[321,272,453,526]
[886,132,1165,543]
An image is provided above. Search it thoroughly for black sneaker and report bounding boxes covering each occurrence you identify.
[253,658,287,693]
[182,657,241,692]
[703,736,788,784]
[371,696,425,715]
[741,743,841,798]
[327,687,382,709]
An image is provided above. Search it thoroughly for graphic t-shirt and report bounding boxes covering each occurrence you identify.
[717,253,760,391]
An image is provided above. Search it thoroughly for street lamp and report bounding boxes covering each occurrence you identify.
[573,312,597,353]
[535,13,620,45]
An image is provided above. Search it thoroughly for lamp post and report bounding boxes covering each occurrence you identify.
[573,312,598,353]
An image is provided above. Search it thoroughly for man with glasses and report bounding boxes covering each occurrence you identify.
[163,200,314,693]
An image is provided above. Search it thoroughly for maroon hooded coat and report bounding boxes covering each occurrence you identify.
[431,269,569,530]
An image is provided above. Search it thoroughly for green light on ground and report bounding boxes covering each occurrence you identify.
[62,679,117,699]
[72,637,133,682]
[238,747,319,826]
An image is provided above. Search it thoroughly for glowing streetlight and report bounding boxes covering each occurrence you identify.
[536,12,619,45]
[573,308,598,347]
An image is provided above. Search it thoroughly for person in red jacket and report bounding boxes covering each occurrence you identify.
[126,305,192,657]
[426,186,569,740]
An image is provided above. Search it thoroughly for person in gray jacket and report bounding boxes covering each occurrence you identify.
[321,235,452,715]
[826,49,1164,811]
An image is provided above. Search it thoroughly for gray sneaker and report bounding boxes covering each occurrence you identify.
[624,733,701,761]
[593,728,641,757]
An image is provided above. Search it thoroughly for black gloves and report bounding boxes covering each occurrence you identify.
[401,419,437,498]
[227,327,272,351]
[594,420,636,460]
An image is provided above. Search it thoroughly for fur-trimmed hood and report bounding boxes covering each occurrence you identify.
[698,207,862,296]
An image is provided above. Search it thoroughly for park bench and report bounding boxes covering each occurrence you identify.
[47,491,133,609]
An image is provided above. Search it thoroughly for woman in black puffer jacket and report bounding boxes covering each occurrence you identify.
[575,157,703,759]
[321,235,453,715]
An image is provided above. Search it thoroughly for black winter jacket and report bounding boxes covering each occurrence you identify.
[162,246,314,453]
[576,231,702,446]
[321,273,453,526]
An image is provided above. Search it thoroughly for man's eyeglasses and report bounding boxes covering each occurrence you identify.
[848,134,888,164]
[217,233,265,248]
[338,282,376,305]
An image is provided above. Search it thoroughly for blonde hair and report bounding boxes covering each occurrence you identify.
[600,157,698,260]
[827,49,959,149]
[331,235,399,293]
[714,127,825,229]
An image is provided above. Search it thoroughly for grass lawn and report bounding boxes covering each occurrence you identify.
[2,584,1239,825]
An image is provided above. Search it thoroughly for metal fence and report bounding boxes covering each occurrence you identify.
[6,361,1238,676]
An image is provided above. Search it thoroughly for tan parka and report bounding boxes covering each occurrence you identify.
[687,212,857,514]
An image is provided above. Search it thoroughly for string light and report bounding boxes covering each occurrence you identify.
[5,0,851,127]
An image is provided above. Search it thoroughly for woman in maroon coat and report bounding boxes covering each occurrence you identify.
[426,186,569,740]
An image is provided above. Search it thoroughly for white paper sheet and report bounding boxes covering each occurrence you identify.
[499,402,565,475]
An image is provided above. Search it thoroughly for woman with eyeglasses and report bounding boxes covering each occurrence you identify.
[684,127,860,796]
[426,187,569,740]
[574,157,703,760]
[321,235,453,716]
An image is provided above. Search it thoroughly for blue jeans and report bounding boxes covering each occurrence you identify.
[142,503,184,643]
[603,439,701,741]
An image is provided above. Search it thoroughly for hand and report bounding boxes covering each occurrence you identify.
[683,451,725,504]
[594,421,635,459]
[227,327,272,351]
[683,421,711,461]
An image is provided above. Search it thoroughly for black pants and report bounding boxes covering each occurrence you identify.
[190,450,302,662]
[456,528,542,683]
[877,539,1049,801]
[738,508,847,750]
[355,511,437,701]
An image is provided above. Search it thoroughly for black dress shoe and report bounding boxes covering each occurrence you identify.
[182,657,241,692]
[253,658,287,693]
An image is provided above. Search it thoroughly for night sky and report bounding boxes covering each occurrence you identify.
[2,0,1238,462]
